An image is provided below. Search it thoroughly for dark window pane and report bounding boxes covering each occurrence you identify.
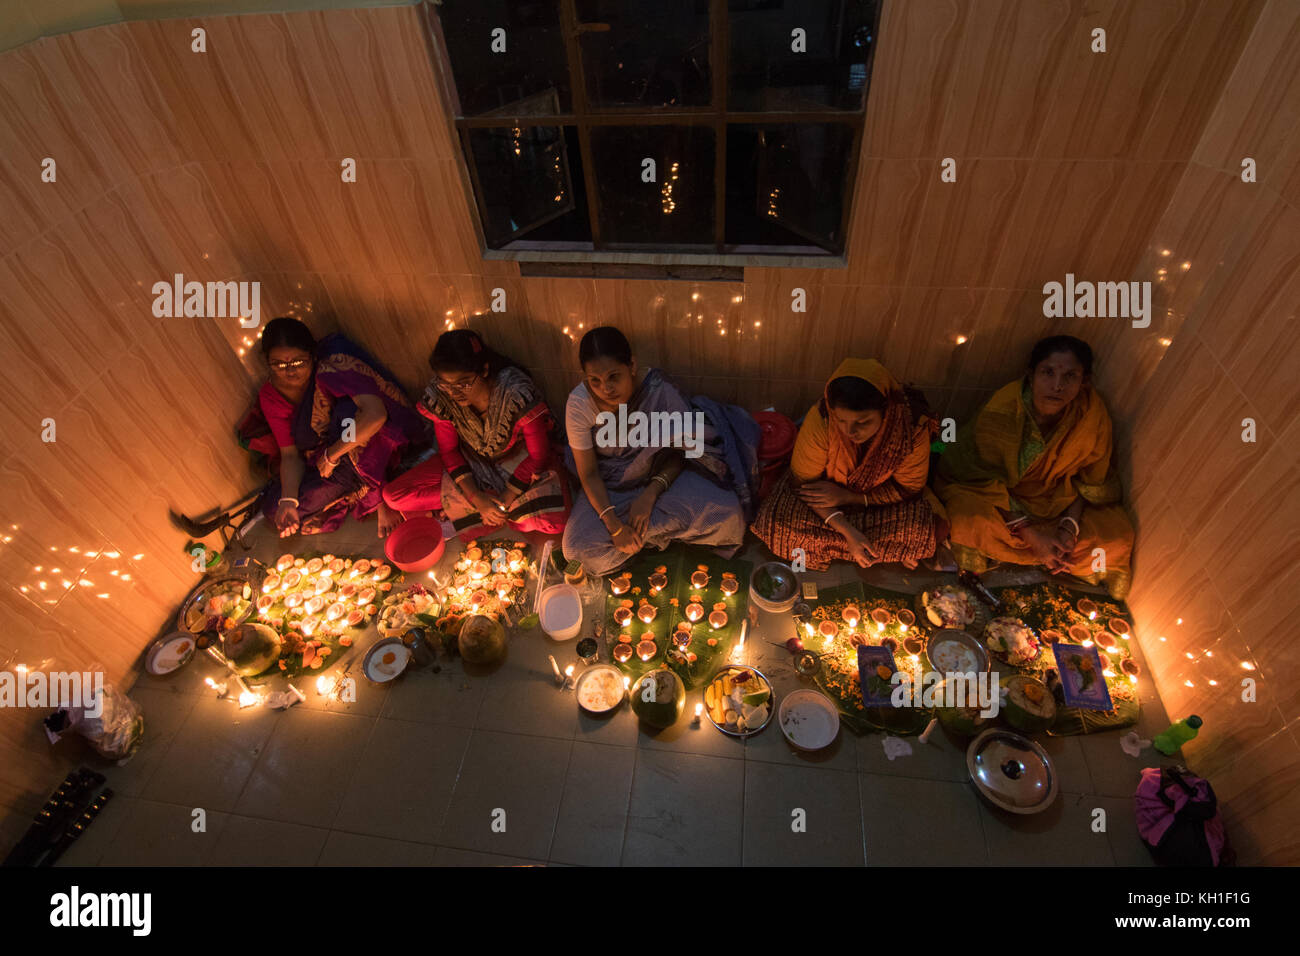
[589,126,714,247]
[728,0,878,112]
[575,0,712,109]
[468,125,588,247]
[436,1,570,116]
[725,123,853,252]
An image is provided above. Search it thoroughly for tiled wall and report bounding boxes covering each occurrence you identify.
[0,0,1287,853]
[1120,0,1300,865]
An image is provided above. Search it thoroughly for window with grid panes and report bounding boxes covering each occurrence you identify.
[425,0,879,263]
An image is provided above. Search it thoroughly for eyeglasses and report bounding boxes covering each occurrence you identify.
[269,358,310,372]
[435,377,480,393]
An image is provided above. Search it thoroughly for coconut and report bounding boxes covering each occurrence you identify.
[222,622,282,677]
[630,669,685,729]
[457,614,507,665]
[1002,674,1056,733]
[932,676,988,737]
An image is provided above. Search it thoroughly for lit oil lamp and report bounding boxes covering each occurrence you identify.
[349,559,372,580]
[1068,624,1091,643]
[613,604,634,627]
[282,569,302,590]
[869,607,890,629]
[896,608,915,630]
[470,590,488,608]
[672,626,691,651]
[719,572,739,596]
[276,553,295,573]
[690,566,710,589]
[902,635,924,656]
[637,602,658,624]
[1121,658,1140,676]
[1108,618,1131,638]
[256,594,275,614]
[613,643,633,663]
[470,560,490,580]
[1077,598,1098,620]
[708,604,728,629]
[283,592,303,609]
[339,583,358,601]
[685,599,705,623]
[507,549,524,572]
[636,639,657,662]
[326,558,345,576]
[648,567,668,595]
[301,614,319,636]
[818,620,839,639]
[372,564,393,582]
[357,586,376,606]
[305,557,324,575]
[305,594,326,615]
[326,602,346,622]
[610,573,632,595]
[261,573,281,594]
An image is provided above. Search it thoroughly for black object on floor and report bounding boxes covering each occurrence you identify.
[2,767,110,867]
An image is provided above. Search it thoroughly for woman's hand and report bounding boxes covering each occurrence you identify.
[317,447,340,479]
[797,480,855,510]
[275,500,301,537]
[471,491,507,527]
[627,488,658,538]
[609,520,643,554]
[838,523,878,569]
[1013,522,1061,566]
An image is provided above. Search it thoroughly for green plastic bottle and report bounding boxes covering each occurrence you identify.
[1153,715,1202,755]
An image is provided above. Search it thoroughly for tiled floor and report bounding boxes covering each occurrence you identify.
[51,516,1181,867]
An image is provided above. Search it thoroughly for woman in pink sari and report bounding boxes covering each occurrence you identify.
[256,317,426,537]
[383,330,570,540]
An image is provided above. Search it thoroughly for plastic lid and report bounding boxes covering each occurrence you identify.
[1186,715,1203,728]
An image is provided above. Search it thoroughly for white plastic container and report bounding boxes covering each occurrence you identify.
[539,584,583,641]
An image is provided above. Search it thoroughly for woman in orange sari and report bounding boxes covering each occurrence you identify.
[934,335,1134,598]
[750,359,941,570]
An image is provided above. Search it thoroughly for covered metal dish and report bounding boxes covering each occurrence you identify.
[966,728,1059,814]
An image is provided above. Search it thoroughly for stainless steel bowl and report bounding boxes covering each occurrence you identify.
[749,562,799,613]
[924,628,991,674]
[966,728,1059,814]
[703,664,774,737]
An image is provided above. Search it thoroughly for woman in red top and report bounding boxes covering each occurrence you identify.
[383,330,570,540]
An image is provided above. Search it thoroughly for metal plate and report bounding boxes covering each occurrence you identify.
[982,617,1044,668]
[702,664,774,738]
[574,664,625,714]
[966,728,1059,814]
[176,575,255,634]
[923,628,990,675]
[145,632,196,675]
[915,583,992,636]
[361,637,412,684]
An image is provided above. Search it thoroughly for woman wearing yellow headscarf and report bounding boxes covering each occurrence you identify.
[751,359,942,570]
[935,336,1134,598]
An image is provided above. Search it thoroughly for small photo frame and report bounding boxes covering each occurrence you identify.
[857,644,899,708]
[1052,642,1114,711]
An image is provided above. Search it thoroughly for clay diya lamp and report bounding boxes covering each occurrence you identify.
[869,607,890,632]
[818,620,840,640]
[1095,631,1117,649]
[469,590,488,609]
[314,577,333,595]
[327,558,346,576]
[276,553,295,573]
[902,635,924,656]
[326,602,346,622]
[637,601,658,624]
[613,643,634,663]
[1077,598,1099,621]
[372,563,393,582]
[881,637,899,653]
[1068,624,1092,643]
[610,573,632,596]
[719,572,739,597]
[357,586,377,606]
[708,604,728,629]
[465,546,483,562]
[635,639,658,662]
[304,557,324,575]
[505,549,524,572]
[339,583,358,601]
[282,569,303,591]
[283,592,304,609]
[300,614,320,637]
[346,608,365,627]
[349,559,372,580]
[469,560,491,580]
[685,599,705,623]
[690,566,710,589]
[1108,618,1131,638]
[1040,628,1063,645]
[648,567,668,595]
[256,594,275,614]
[613,604,634,628]
[672,626,691,651]
[896,608,916,629]
[305,595,326,615]
[261,573,281,594]
[1121,658,1141,676]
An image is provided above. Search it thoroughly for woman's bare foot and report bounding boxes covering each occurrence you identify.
[377,501,402,538]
